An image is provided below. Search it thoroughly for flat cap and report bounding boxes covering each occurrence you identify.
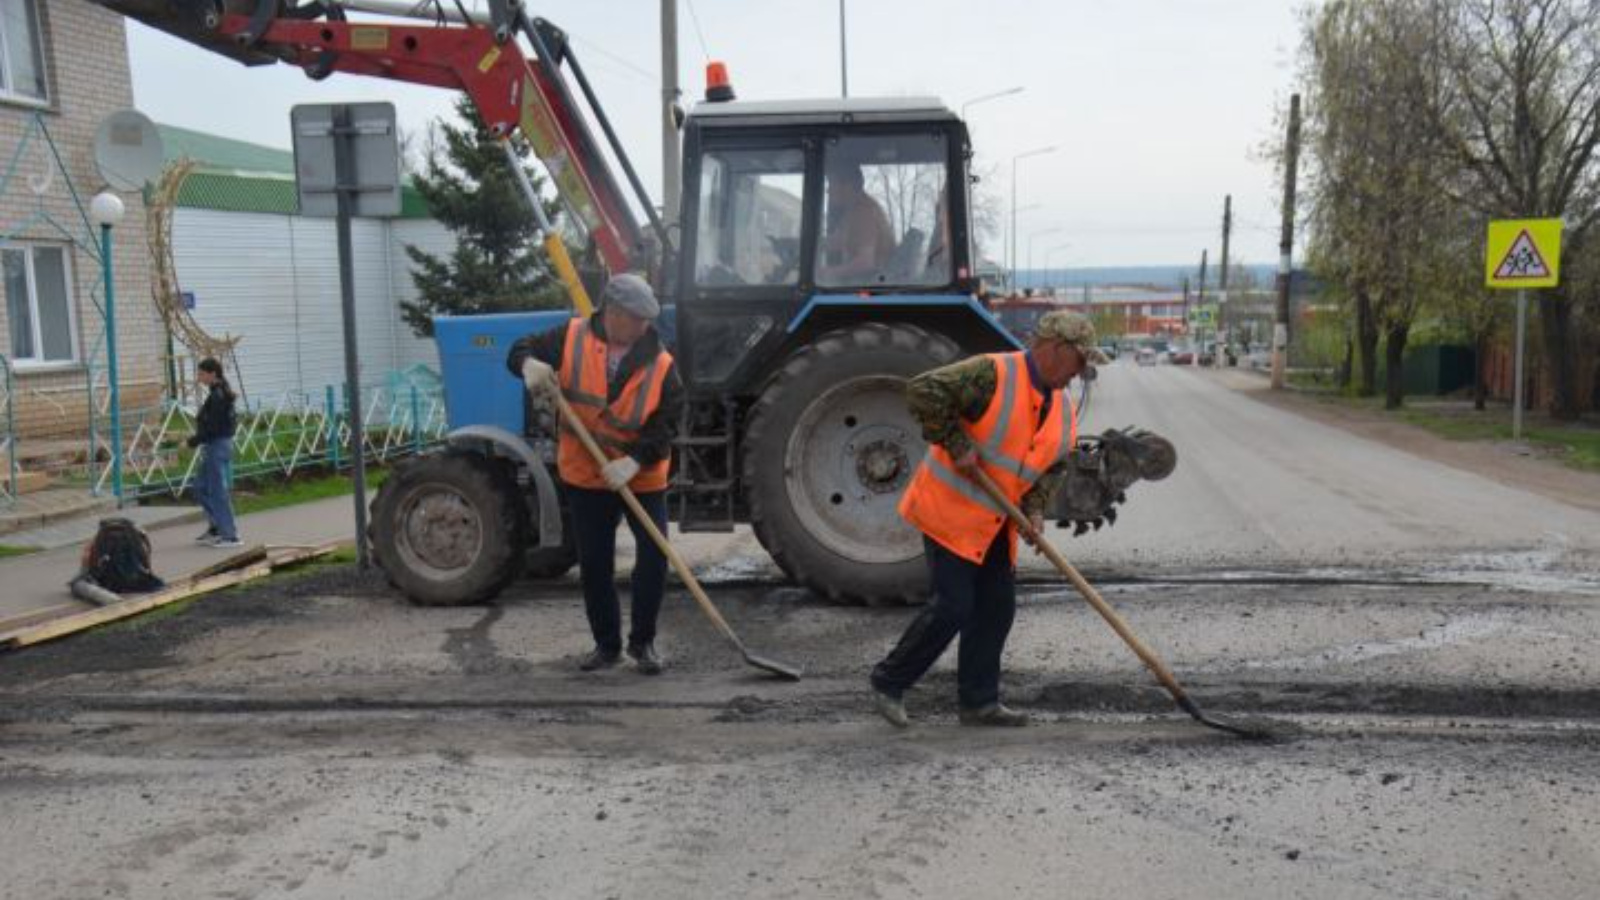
[1035,311,1110,365]
[601,273,660,320]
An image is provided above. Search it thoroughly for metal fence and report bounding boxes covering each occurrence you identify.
[104,378,449,500]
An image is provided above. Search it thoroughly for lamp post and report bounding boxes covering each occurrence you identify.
[1005,202,1040,293]
[90,191,126,504]
[1009,145,1056,285]
[1026,227,1062,291]
[961,86,1023,120]
[1043,243,1073,295]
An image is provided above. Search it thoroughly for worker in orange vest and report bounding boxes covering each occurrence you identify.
[508,274,684,675]
[870,310,1107,727]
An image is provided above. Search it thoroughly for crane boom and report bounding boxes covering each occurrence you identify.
[97,0,660,288]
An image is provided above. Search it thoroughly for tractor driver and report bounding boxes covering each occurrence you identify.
[819,161,896,284]
[508,274,685,675]
[869,310,1108,728]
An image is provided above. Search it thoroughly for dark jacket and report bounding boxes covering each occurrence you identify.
[189,383,237,448]
[506,314,684,466]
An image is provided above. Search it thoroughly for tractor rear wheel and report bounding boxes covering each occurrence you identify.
[370,450,526,605]
[744,322,959,604]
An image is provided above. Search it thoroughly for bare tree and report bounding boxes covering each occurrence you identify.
[1426,0,1600,418]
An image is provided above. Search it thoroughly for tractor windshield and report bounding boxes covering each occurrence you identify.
[818,133,949,290]
[694,147,806,287]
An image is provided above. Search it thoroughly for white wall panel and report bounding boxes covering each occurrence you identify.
[176,209,456,404]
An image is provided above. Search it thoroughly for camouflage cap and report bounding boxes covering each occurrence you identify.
[1035,311,1110,365]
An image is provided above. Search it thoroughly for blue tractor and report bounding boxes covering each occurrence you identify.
[374,95,1026,605]
[90,0,1172,605]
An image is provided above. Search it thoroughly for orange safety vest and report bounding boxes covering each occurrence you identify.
[557,317,674,492]
[898,352,1077,564]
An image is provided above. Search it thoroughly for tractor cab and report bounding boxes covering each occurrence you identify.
[675,97,981,395]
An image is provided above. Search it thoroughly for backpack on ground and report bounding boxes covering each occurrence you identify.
[78,517,165,595]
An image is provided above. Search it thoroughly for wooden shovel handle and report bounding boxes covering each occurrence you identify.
[552,389,745,650]
[970,468,1192,703]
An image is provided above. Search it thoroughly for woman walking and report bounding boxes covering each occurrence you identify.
[189,358,242,548]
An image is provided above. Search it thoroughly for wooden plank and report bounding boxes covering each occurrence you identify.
[0,540,349,652]
[183,545,270,582]
[0,602,85,634]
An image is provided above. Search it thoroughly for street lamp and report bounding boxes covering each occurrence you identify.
[1026,227,1063,291]
[961,86,1023,120]
[90,190,126,504]
[1043,243,1073,294]
[1009,145,1056,284]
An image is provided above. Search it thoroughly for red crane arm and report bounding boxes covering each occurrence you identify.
[207,13,641,275]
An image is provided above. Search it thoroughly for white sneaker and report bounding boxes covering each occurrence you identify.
[208,536,244,549]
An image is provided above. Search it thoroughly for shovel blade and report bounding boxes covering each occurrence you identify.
[744,651,803,681]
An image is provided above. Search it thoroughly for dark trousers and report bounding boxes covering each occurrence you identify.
[566,485,669,655]
[870,531,1017,709]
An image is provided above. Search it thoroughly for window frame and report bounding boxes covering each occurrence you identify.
[5,243,80,371]
[815,129,954,292]
[690,143,808,292]
[0,0,49,108]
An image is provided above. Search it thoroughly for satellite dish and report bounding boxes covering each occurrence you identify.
[93,110,164,192]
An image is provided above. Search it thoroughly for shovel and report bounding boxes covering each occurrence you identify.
[971,468,1281,741]
[553,390,802,681]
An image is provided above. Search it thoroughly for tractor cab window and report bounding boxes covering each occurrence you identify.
[694,147,805,288]
[818,133,950,290]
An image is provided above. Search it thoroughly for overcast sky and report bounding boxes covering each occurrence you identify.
[125,0,1302,268]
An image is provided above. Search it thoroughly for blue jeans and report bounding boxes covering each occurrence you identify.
[194,438,237,541]
[565,485,668,655]
[871,531,1017,709]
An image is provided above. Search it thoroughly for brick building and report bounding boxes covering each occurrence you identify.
[0,0,159,445]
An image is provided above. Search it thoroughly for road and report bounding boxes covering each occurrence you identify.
[3,363,1599,899]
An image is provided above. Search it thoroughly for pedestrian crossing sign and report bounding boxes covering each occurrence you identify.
[1486,218,1561,289]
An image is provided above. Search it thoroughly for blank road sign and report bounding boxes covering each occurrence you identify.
[291,102,401,219]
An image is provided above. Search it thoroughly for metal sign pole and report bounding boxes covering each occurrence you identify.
[1513,288,1527,442]
[332,104,370,569]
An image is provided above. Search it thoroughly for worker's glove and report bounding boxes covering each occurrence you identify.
[521,358,557,399]
[1024,511,1047,552]
[602,456,641,491]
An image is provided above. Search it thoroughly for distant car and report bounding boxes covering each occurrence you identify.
[1136,347,1159,367]
[1169,350,1195,365]
[1098,343,1119,361]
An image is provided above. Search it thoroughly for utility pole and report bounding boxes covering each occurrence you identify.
[1271,93,1302,390]
[838,0,848,98]
[1218,194,1231,361]
[1196,249,1208,365]
[1182,275,1191,337]
[660,0,681,226]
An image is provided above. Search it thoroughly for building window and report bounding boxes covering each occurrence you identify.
[5,245,77,366]
[0,0,46,103]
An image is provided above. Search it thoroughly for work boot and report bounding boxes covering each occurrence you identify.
[577,647,622,672]
[872,689,911,729]
[627,642,664,676]
[958,703,1030,727]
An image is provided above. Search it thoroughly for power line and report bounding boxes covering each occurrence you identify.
[568,32,659,83]
[684,0,713,61]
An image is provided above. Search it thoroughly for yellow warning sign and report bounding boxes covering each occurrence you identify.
[1486,218,1562,289]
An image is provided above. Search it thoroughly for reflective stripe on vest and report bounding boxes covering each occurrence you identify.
[897,352,1077,564]
[556,318,674,491]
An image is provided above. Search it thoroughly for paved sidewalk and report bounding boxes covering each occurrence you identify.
[0,495,361,624]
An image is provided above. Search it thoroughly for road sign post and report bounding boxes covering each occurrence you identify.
[292,103,401,569]
[1485,218,1562,442]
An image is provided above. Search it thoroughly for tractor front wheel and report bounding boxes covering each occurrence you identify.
[370,451,527,605]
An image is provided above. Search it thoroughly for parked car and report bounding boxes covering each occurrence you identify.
[1098,343,1120,361]
[1169,349,1195,365]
